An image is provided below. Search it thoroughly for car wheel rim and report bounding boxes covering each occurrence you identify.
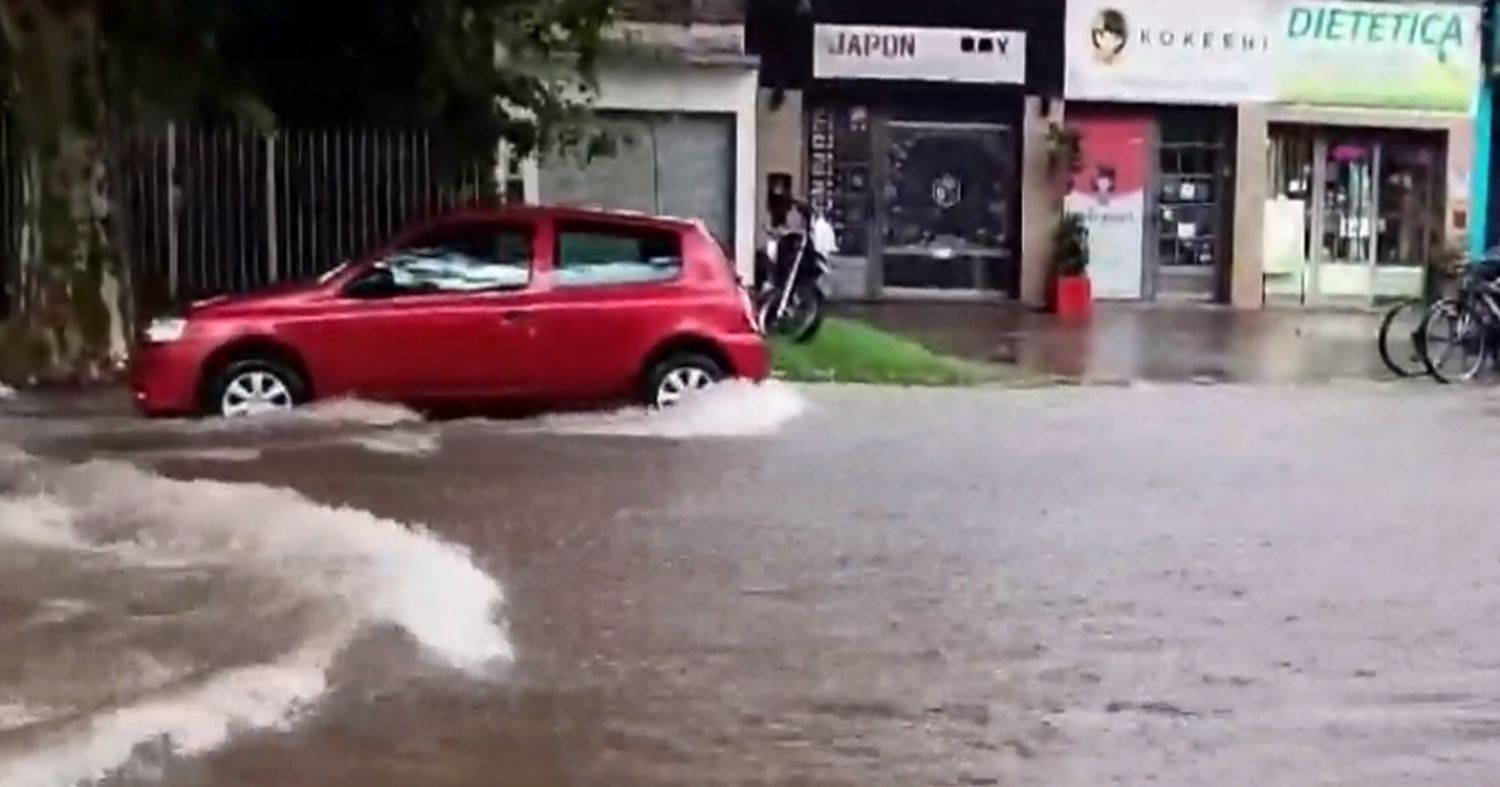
[656,366,714,407]
[221,371,294,417]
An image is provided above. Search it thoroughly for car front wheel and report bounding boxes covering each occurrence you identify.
[645,353,725,408]
[207,358,307,418]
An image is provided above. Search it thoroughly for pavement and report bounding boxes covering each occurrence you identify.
[4,376,1500,786]
[840,301,1393,385]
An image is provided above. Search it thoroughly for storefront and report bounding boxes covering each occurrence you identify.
[805,35,1027,294]
[748,0,1066,299]
[1064,0,1481,307]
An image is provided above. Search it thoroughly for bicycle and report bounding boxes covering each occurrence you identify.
[1377,299,1427,378]
[1419,259,1500,384]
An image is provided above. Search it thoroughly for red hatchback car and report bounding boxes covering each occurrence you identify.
[130,206,769,417]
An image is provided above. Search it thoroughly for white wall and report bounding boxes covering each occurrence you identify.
[526,60,760,280]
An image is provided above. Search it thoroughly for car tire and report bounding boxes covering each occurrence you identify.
[644,352,725,408]
[205,357,309,418]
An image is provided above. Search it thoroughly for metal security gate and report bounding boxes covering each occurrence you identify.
[120,125,489,315]
[537,111,735,250]
[1,122,492,320]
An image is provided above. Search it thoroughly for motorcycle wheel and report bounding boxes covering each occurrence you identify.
[759,283,824,343]
[787,284,825,344]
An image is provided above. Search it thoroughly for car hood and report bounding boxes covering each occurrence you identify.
[189,280,327,315]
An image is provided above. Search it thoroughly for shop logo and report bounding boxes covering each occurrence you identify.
[1091,8,1129,65]
[1089,8,1269,59]
[932,174,963,209]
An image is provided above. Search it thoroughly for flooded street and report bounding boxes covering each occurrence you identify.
[3,381,1500,785]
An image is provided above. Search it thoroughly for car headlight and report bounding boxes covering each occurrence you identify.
[143,317,188,344]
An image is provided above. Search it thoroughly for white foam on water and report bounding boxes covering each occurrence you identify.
[0,495,85,550]
[190,398,423,433]
[293,398,423,427]
[0,450,510,786]
[128,446,265,464]
[0,704,50,732]
[534,379,808,439]
[346,429,442,457]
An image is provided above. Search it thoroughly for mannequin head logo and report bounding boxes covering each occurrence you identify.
[932,173,963,209]
[1091,9,1129,64]
[1093,165,1118,204]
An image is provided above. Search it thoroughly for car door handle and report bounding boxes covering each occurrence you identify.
[500,310,530,323]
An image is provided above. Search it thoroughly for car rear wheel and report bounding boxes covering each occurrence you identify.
[645,353,725,408]
[207,358,308,418]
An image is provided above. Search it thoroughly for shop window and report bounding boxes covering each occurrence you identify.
[1270,127,1445,270]
[1376,140,1444,266]
[1157,141,1223,267]
[807,105,872,256]
[1269,130,1315,261]
[1322,139,1377,264]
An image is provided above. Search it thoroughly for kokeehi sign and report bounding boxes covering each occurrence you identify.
[814,24,1027,84]
[1065,0,1480,112]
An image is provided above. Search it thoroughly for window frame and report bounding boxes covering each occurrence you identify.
[361,218,537,298]
[549,219,686,290]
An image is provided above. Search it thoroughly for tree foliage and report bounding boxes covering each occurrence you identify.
[0,0,614,379]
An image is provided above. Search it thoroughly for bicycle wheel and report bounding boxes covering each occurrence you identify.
[1420,299,1488,384]
[1377,300,1426,378]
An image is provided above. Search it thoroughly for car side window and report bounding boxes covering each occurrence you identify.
[555,224,682,288]
[378,223,532,295]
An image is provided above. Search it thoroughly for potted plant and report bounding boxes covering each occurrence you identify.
[1044,122,1091,319]
[1051,212,1091,320]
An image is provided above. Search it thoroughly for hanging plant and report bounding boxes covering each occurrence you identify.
[1045,122,1083,184]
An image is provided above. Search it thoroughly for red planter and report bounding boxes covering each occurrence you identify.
[1054,275,1092,321]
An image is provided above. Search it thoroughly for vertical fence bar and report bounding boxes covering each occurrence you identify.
[396,130,410,229]
[265,132,279,283]
[183,123,195,300]
[334,129,345,263]
[357,127,368,253]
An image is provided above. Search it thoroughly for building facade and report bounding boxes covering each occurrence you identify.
[748,0,1067,301]
[1064,0,1482,308]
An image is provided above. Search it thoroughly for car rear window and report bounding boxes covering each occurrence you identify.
[555,224,682,288]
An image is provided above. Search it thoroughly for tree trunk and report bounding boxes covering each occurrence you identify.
[0,1,128,383]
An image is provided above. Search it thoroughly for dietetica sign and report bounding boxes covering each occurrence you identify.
[1066,0,1479,111]
[814,24,1027,84]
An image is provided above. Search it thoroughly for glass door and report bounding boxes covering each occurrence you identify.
[1302,129,1440,304]
[1314,136,1378,299]
[1153,110,1232,301]
[1373,135,1443,299]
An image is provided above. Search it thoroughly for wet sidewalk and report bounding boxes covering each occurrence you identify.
[841,301,1393,385]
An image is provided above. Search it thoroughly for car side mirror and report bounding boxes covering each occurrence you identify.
[345,267,397,299]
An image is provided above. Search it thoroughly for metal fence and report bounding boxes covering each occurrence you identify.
[0,120,492,319]
[0,115,26,321]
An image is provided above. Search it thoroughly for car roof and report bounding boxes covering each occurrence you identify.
[422,203,702,232]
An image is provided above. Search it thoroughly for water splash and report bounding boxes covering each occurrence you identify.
[197,397,422,432]
[533,380,808,439]
[0,449,510,785]
[345,429,442,457]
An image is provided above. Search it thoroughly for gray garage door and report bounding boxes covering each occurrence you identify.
[539,112,735,250]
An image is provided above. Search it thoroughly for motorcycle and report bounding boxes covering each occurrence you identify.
[755,201,835,343]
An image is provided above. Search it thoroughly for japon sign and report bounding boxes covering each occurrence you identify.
[814,24,1027,84]
[1066,0,1480,112]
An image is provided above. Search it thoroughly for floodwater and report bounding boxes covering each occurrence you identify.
[3,380,1500,786]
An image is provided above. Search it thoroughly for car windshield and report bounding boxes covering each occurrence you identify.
[316,261,351,285]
